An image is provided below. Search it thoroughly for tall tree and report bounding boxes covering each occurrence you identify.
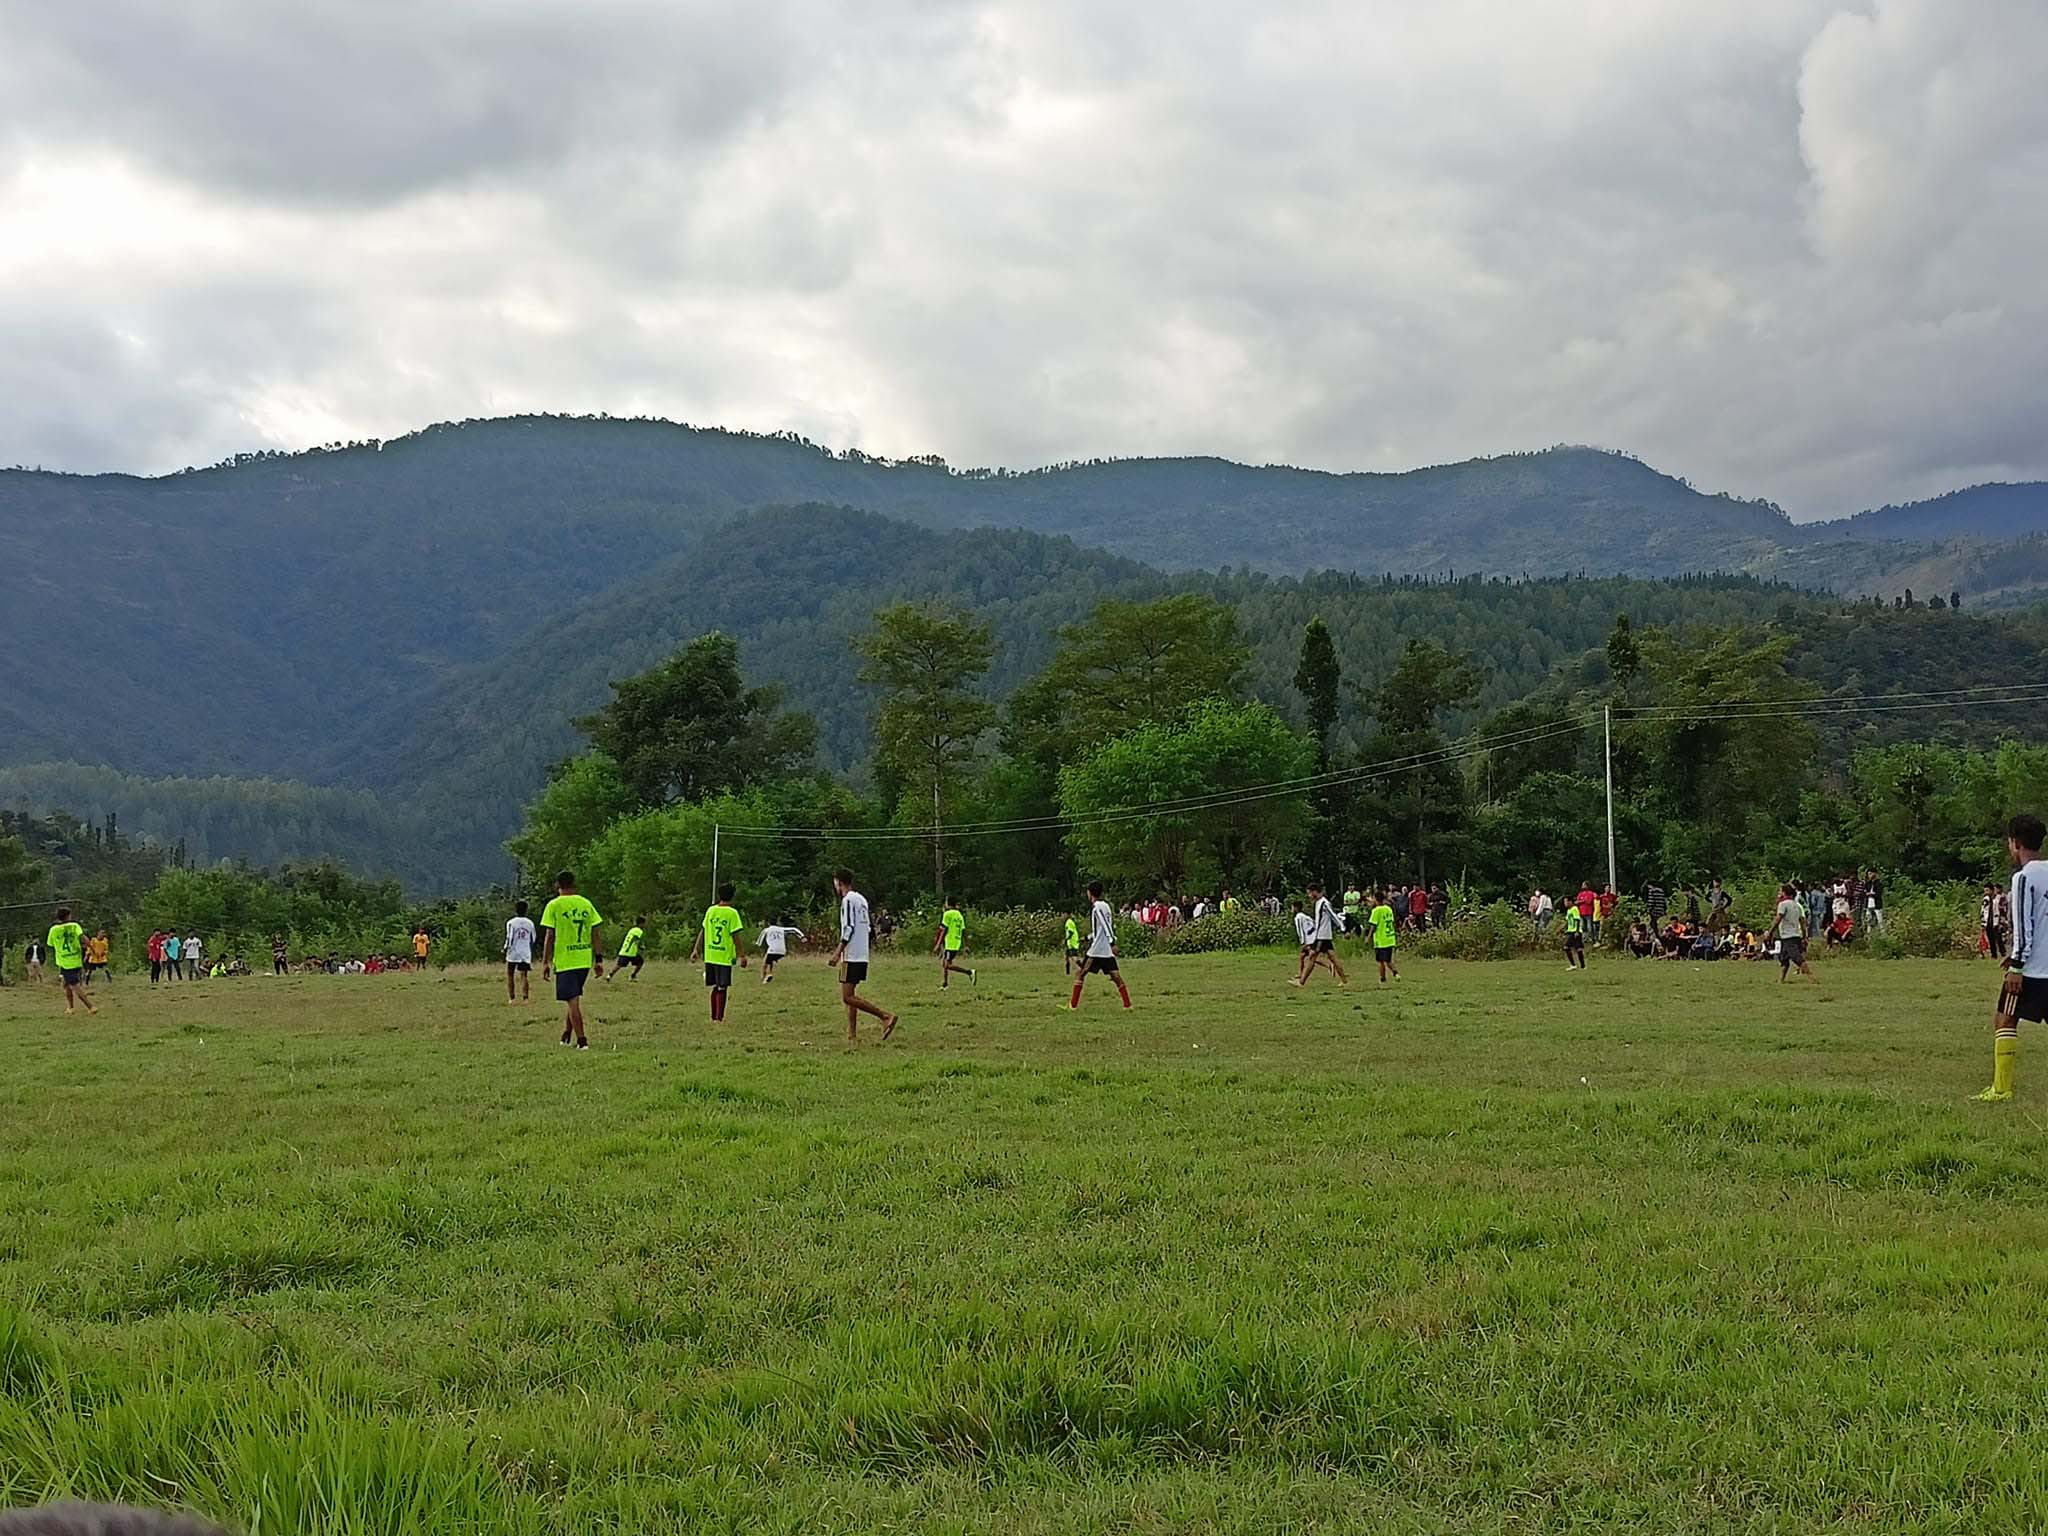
[1017,593,1250,751]
[1351,640,1486,883]
[576,632,817,807]
[1058,700,1313,897]
[1293,617,1342,883]
[856,601,998,900]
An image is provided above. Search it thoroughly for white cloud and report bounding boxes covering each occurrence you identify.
[0,0,2041,517]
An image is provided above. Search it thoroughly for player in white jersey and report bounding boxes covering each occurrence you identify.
[756,918,804,983]
[1980,813,2048,1102]
[504,899,537,1003]
[829,869,897,1042]
[1069,880,1133,1010]
[1289,881,1349,987]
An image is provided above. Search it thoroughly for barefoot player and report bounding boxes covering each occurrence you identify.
[829,868,897,1042]
[934,902,976,988]
[46,907,97,1017]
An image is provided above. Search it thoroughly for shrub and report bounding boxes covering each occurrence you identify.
[1409,902,1538,961]
[1157,909,1295,955]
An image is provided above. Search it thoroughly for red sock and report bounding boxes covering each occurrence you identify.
[711,989,724,1021]
[1069,982,1083,1009]
[1117,983,1132,1009]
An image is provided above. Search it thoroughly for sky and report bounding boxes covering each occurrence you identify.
[1,0,2042,518]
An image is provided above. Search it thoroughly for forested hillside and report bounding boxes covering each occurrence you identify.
[10,415,2048,890]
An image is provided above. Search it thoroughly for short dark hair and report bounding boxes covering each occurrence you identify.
[833,867,854,886]
[716,883,734,902]
[55,906,70,921]
[555,870,576,889]
[1086,880,1103,898]
[2011,813,2046,853]
[514,899,528,916]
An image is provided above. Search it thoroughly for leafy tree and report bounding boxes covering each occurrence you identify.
[576,632,817,807]
[1016,593,1249,751]
[1057,700,1313,897]
[1475,699,1586,795]
[0,835,47,956]
[1606,613,1641,691]
[507,753,637,883]
[856,601,998,900]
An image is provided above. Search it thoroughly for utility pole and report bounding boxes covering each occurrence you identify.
[1604,705,1618,893]
[710,823,720,902]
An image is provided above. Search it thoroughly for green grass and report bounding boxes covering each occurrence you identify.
[3,951,2046,1533]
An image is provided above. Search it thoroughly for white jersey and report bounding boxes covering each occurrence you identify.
[839,892,871,963]
[1294,911,1315,946]
[1088,899,1116,958]
[759,925,803,957]
[2010,861,2048,979]
[185,937,203,963]
[505,916,535,964]
[1312,896,1337,943]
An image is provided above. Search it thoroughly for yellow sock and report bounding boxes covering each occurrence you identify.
[1994,1032,2018,1095]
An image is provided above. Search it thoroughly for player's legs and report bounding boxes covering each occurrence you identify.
[507,962,518,1001]
[1978,975,2021,1101]
[1325,945,1348,985]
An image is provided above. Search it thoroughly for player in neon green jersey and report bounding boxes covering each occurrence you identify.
[46,906,97,1017]
[934,903,976,988]
[607,918,647,981]
[688,884,748,1022]
[1063,914,1081,976]
[1369,892,1400,983]
[539,870,603,1050]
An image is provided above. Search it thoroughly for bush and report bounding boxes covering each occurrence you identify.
[1157,909,1295,954]
[1410,902,1540,961]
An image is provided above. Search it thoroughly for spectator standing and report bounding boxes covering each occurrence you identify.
[1645,882,1669,932]
[1864,873,1886,932]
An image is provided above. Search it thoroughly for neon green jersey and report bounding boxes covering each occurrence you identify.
[702,905,741,966]
[942,908,965,951]
[1064,918,1080,949]
[47,922,84,970]
[619,926,644,958]
[1565,907,1584,935]
[540,894,602,970]
[1370,905,1397,948]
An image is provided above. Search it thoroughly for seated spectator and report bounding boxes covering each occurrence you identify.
[1626,920,1656,958]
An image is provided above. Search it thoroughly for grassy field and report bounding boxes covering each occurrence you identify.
[3,950,2046,1533]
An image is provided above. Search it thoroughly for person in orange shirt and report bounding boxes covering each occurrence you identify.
[411,927,431,968]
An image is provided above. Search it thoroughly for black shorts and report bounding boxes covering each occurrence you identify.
[620,953,644,972]
[1375,946,1394,963]
[763,951,784,965]
[1564,934,1584,951]
[840,961,869,985]
[1314,938,1334,954]
[1065,947,1080,960]
[555,967,589,1001]
[1778,937,1805,965]
[704,963,733,989]
[1998,972,2048,1024]
[507,960,531,972]
[1084,955,1119,975]
[944,945,965,960]
[60,966,83,986]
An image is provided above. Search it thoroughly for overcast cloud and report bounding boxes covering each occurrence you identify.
[1,0,2041,516]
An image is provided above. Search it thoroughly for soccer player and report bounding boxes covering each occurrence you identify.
[829,868,897,1042]
[1774,882,1813,982]
[611,918,647,980]
[1063,913,1081,975]
[84,928,112,985]
[504,899,537,1002]
[1980,813,2048,1103]
[46,907,97,1017]
[539,870,603,1050]
[757,917,804,982]
[1293,898,1315,975]
[689,885,747,1022]
[1342,881,1364,941]
[1290,881,1348,988]
[1369,890,1401,982]
[934,902,976,988]
[1562,902,1586,969]
[1071,880,1133,1010]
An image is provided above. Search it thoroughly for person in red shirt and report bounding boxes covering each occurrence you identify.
[1407,885,1428,929]
[1575,883,1598,945]
[1596,885,1617,947]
